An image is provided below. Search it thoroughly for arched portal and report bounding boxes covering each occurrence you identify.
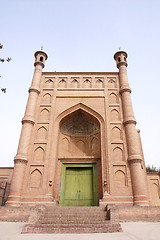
[58,108,102,206]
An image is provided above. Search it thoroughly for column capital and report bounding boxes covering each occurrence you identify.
[119,86,131,94]
[22,116,35,125]
[123,116,137,126]
[128,154,143,164]
[14,154,28,164]
[29,86,40,94]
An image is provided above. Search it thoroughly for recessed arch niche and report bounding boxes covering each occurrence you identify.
[59,109,100,158]
[58,108,103,201]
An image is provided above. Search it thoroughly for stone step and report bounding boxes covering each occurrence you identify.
[39,214,108,221]
[44,206,105,210]
[41,209,107,214]
[22,206,121,233]
[39,218,108,224]
[40,213,107,219]
[22,223,122,234]
[25,222,113,228]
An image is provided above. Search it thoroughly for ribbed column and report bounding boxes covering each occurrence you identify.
[114,51,149,206]
[7,51,47,205]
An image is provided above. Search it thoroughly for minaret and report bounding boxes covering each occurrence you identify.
[7,51,48,205]
[114,51,149,206]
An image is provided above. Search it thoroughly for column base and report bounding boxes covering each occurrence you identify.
[133,195,149,206]
[6,195,59,207]
[99,194,133,206]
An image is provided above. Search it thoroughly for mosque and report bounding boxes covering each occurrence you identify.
[0,50,159,207]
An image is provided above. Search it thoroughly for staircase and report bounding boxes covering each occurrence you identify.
[22,206,122,233]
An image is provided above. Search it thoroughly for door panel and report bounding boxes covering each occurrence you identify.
[78,168,93,206]
[62,166,94,206]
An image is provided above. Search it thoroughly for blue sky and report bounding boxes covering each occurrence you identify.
[0,0,160,168]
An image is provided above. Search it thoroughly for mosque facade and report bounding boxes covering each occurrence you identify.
[2,50,160,207]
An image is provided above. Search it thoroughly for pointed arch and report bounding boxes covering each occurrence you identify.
[109,93,117,104]
[114,170,125,187]
[113,147,123,161]
[30,169,42,188]
[34,146,45,161]
[76,140,85,154]
[83,79,91,88]
[45,78,53,83]
[62,137,70,152]
[71,79,79,88]
[96,79,103,88]
[56,103,104,126]
[37,126,47,139]
[56,103,104,202]
[112,126,121,139]
[59,79,66,88]
[40,108,49,120]
[43,93,52,104]
[111,109,119,121]
[45,78,54,88]
[108,79,116,88]
[91,137,100,156]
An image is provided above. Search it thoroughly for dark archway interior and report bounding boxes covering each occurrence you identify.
[60,109,100,136]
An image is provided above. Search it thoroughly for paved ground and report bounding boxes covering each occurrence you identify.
[0,222,160,240]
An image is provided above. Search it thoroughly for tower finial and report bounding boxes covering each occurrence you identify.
[114,50,128,69]
[41,46,43,51]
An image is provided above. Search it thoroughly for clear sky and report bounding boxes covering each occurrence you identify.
[0,0,160,168]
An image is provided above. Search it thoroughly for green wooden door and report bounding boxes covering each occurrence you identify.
[60,164,98,206]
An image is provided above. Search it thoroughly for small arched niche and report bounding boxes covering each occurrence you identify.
[108,79,116,88]
[37,126,47,139]
[111,109,119,121]
[112,127,121,139]
[71,79,79,88]
[43,93,52,104]
[40,108,49,120]
[114,170,125,187]
[59,79,66,88]
[45,79,54,88]
[34,146,44,161]
[109,93,117,104]
[113,147,123,161]
[30,169,42,188]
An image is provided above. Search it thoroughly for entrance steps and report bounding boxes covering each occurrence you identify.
[22,206,122,233]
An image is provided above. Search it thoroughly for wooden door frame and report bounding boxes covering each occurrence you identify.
[60,163,98,206]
